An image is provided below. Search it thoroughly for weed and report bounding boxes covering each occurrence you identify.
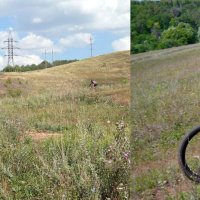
[5,78,12,85]
[8,88,22,97]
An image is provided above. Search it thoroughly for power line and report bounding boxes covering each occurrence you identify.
[44,49,46,61]
[2,30,20,66]
[43,49,55,67]
[1,31,77,67]
[52,49,54,64]
[18,47,46,50]
[44,49,47,68]
[43,48,55,65]
[0,31,58,68]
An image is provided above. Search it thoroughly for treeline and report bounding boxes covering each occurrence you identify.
[131,0,200,54]
[2,59,78,72]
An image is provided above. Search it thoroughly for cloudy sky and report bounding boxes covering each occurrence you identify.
[0,0,130,68]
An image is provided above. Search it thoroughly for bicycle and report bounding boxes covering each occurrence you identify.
[179,126,200,183]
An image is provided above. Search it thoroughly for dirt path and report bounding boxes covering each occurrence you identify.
[24,131,63,141]
[131,148,197,199]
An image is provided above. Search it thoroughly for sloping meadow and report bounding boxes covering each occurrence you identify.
[131,45,200,199]
[0,51,130,199]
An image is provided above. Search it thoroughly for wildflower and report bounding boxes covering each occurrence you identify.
[91,187,96,193]
[116,120,126,132]
[123,151,131,164]
[124,152,129,160]
[117,183,124,190]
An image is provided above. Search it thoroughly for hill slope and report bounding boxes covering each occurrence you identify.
[0,51,130,199]
[0,50,130,103]
[132,44,200,199]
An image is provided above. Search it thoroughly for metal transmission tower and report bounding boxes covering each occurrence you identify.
[89,36,93,57]
[2,30,19,66]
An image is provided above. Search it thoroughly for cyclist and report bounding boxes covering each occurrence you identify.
[89,80,98,88]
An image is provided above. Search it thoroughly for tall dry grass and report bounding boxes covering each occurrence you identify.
[0,51,130,199]
[131,45,200,199]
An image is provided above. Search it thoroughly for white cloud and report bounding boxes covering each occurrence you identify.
[0,32,60,68]
[0,0,130,65]
[0,29,19,44]
[59,0,130,31]
[0,56,6,70]
[0,31,10,42]
[59,33,92,48]
[14,55,42,66]
[112,36,130,51]
[0,54,42,69]
[0,0,130,34]
[18,33,61,54]
[20,33,54,49]
[32,17,43,24]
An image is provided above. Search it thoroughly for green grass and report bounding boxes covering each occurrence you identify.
[0,51,130,199]
[131,44,200,199]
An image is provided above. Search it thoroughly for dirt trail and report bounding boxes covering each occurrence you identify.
[131,148,197,199]
[25,131,63,141]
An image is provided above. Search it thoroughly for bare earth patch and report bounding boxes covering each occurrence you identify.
[25,131,63,141]
[132,147,198,199]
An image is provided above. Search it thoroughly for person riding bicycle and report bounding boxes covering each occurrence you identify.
[89,80,98,88]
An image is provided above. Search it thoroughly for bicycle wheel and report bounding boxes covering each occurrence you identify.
[178,126,200,183]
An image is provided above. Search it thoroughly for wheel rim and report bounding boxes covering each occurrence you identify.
[182,130,200,181]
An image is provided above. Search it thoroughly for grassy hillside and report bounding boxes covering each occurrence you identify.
[0,51,130,199]
[131,44,200,199]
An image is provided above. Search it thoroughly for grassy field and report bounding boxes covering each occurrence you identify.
[131,43,200,199]
[0,50,130,199]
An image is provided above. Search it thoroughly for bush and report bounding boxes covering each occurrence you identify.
[159,22,197,48]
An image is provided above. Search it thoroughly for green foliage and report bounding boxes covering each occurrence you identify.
[159,22,197,48]
[34,122,75,132]
[134,169,167,192]
[2,59,78,72]
[158,22,197,48]
[131,1,200,53]
[131,34,158,53]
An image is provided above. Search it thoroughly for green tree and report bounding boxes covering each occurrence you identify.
[159,22,197,48]
[151,22,161,38]
[131,0,200,54]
